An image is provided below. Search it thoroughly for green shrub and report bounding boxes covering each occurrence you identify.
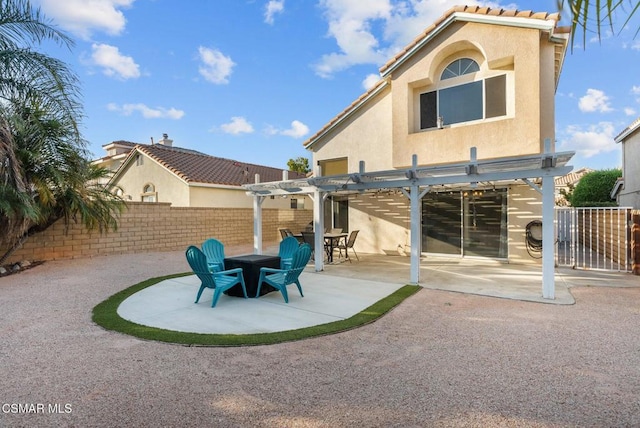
[568,169,621,207]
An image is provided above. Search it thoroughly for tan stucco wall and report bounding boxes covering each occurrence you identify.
[310,88,393,173]
[390,21,555,168]
[189,186,311,209]
[307,18,559,263]
[112,155,190,206]
[507,183,544,264]
[620,131,640,208]
[348,193,411,255]
[112,153,312,210]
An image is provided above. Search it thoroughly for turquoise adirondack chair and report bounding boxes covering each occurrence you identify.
[202,238,225,273]
[278,236,300,269]
[255,244,312,303]
[185,246,247,307]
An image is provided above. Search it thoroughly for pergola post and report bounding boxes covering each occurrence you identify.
[541,139,556,299]
[409,183,421,284]
[401,155,430,285]
[253,174,264,254]
[312,174,325,272]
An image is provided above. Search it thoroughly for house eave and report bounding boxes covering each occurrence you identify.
[381,12,559,78]
[614,117,640,143]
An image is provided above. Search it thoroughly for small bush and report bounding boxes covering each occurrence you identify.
[569,169,621,207]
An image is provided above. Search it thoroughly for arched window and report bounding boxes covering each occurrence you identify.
[419,57,506,129]
[440,58,479,80]
[141,183,157,202]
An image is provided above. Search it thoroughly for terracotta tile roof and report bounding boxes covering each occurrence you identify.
[303,5,566,150]
[554,167,593,186]
[134,143,306,186]
[108,140,138,147]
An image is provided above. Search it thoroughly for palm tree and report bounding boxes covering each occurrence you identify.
[560,0,640,47]
[0,0,124,264]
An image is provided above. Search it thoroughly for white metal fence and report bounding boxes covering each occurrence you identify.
[555,207,632,272]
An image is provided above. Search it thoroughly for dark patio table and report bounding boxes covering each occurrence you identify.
[324,233,348,263]
[223,254,280,297]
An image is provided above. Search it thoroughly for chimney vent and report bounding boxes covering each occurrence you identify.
[158,133,173,147]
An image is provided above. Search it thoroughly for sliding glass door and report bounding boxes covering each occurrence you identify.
[422,189,507,258]
[462,190,507,258]
[422,192,462,255]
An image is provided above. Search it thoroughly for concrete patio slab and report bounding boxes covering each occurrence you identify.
[117,245,638,335]
[117,269,405,334]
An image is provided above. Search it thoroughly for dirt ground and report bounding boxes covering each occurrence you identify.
[1,250,639,427]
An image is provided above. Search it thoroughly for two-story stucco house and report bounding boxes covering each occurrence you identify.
[613,117,640,208]
[93,134,310,209]
[299,5,570,264]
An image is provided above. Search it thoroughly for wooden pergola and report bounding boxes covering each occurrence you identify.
[245,142,574,299]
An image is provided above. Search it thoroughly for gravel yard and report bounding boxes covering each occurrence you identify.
[1,250,639,427]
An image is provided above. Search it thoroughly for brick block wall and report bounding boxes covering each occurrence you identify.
[2,202,312,264]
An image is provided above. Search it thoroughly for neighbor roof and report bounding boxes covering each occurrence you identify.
[554,167,593,186]
[112,143,306,187]
[303,5,569,150]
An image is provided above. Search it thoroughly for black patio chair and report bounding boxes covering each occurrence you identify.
[336,230,360,262]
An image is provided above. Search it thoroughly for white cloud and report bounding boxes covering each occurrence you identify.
[558,122,617,158]
[631,40,640,51]
[362,73,380,90]
[35,0,134,39]
[314,0,392,77]
[281,120,310,138]
[265,120,310,138]
[107,103,184,119]
[578,89,613,113]
[314,0,504,78]
[197,46,235,84]
[220,117,254,135]
[91,43,140,79]
[624,107,636,116]
[265,0,285,25]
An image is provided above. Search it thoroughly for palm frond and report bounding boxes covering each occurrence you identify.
[0,0,74,50]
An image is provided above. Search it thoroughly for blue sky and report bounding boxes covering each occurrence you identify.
[31,0,640,172]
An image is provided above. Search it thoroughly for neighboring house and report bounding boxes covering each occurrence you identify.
[300,6,570,263]
[613,117,640,208]
[554,167,593,206]
[93,134,310,209]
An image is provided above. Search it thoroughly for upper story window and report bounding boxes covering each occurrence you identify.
[136,154,144,166]
[141,183,156,202]
[441,58,479,80]
[419,57,506,130]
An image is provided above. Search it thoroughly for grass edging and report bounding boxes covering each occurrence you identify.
[92,273,421,347]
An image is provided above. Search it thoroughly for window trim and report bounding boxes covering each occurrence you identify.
[141,183,157,202]
[418,56,508,130]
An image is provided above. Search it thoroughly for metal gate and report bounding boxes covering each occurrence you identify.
[555,207,632,272]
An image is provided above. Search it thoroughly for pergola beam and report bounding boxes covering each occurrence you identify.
[244,147,575,299]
